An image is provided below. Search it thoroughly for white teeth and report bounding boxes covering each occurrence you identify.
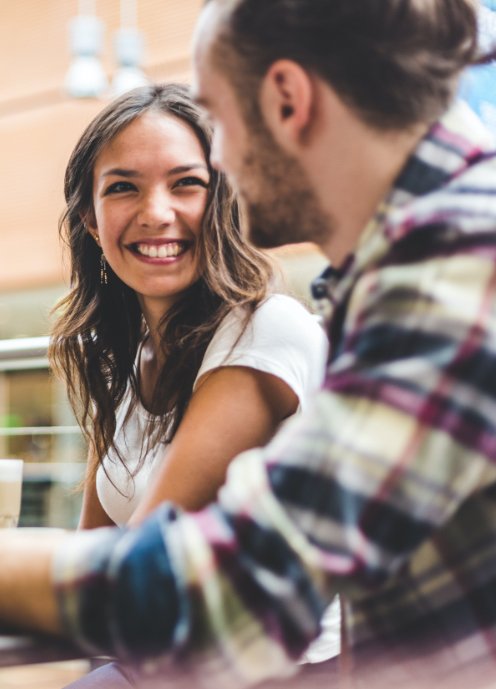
[135,242,185,258]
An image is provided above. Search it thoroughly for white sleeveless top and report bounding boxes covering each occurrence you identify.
[96,294,328,526]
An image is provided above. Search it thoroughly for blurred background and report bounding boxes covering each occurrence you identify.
[0,0,328,529]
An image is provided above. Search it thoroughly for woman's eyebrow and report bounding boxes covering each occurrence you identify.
[167,163,209,176]
[100,164,209,178]
[101,168,140,178]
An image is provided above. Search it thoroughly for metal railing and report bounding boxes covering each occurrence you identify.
[0,335,49,371]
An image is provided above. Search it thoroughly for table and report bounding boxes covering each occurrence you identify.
[0,631,85,667]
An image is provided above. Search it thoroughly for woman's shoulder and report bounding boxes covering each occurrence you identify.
[257,292,320,320]
[248,293,326,344]
[203,292,328,367]
[195,292,328,399]
[222,292,322,326]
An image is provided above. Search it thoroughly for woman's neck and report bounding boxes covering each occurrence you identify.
[138,296,172,366]
[137,333,163,413]
[138,294,176,351]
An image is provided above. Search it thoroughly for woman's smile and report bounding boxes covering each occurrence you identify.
[130,239,193,261]
[89,110,209,314]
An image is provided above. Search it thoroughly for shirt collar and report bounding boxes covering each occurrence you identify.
[389,99,494,204]
[311,259,352,302]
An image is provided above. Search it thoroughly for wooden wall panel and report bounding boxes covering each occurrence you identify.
[0,0,202,292]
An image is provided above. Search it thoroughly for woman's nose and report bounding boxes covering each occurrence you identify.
[137,189,176,228]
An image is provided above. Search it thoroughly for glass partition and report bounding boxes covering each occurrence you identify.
[0,337,85,527]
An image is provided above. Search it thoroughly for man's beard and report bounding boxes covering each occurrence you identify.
[239,125,332,250]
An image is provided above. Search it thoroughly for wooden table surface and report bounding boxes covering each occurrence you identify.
[0,632,84,667]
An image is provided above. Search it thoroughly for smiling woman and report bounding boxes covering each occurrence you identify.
[89,110,210,317]
[46,88,330,688]
[48,83,328,534]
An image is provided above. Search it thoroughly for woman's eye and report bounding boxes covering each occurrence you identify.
[104,181,136,195]
[174,176,209,189]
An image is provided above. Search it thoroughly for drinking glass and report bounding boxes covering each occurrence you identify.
[0,459,23,528]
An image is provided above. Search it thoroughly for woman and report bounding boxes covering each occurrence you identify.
[49,83,328,534]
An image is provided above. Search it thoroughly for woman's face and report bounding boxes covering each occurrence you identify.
[89,110,210,321]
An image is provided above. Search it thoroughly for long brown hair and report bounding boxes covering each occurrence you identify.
[49,82,273,480]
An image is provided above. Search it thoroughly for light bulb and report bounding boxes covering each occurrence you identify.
[65,55,108,98]
[110,26,148,96]
[65,14,108,98]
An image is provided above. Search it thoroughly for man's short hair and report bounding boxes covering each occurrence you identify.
[207,0,481,129]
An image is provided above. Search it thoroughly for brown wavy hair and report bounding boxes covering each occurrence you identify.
[49,82,273,482]
[208,0,491,130]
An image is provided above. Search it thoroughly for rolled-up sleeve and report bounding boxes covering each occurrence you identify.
[53,452,328,687]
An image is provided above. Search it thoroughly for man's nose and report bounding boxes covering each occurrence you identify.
[137,189,176,227]
[209,131,223,172]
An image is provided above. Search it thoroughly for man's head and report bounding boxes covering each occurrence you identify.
[193,0,334,251]
[201,0,479,129]
[192,0,480,254]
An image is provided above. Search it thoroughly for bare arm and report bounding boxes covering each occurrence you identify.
[128,365,298,525]
[0,529,67,635]
[78,448,116,529]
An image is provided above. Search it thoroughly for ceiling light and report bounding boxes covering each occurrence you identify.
[64,12,107,98]
[110,1,148,97]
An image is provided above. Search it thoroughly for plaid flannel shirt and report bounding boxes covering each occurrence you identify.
[54,101,496,688]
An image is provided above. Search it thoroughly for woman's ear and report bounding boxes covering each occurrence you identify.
[259,59,315,148]
[81,213,100,245]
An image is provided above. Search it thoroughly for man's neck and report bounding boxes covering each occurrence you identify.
[306,86,428,264]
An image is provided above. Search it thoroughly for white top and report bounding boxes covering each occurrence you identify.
[95,293,338,662]
[96,294,328,526]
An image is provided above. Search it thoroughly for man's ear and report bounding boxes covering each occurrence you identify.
[259,60,314,146]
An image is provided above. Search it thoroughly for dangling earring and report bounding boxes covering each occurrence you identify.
[100,252,108,285]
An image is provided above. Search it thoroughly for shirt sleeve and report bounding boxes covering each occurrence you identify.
[53,248,496,685]
[194,295,328,408]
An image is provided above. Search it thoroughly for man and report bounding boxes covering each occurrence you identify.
[2,1,496,688]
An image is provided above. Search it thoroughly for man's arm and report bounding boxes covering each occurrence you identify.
[51,462,328,683]
[54,245,496,666]
[2,247,496,685]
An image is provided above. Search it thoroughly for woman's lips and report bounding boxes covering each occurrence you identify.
[131,240,190,259]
